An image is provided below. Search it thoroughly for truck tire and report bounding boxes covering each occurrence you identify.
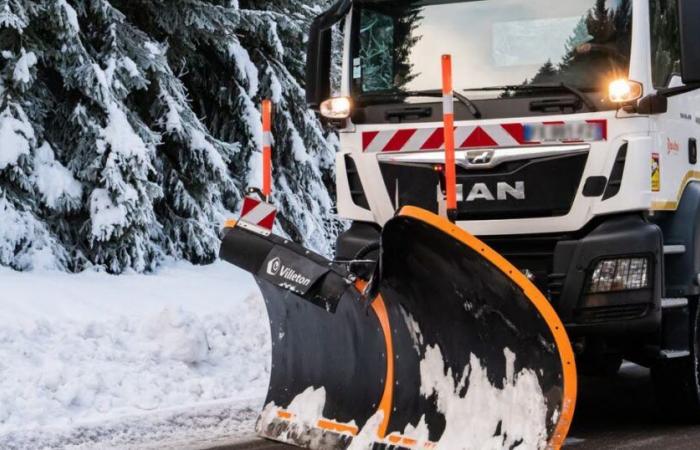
[651,300,700,422]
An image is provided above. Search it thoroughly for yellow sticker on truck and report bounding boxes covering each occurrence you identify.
[652,153,661,192]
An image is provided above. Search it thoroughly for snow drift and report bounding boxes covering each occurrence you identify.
[0,262,271,449]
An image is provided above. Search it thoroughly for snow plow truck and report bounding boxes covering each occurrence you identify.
[220,0,700,448]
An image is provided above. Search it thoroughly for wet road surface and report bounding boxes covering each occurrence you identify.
[211,364,700,450]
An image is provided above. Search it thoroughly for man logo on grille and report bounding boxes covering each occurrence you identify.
[467,150,494,165]
[455,181,526,202]
[267,257,281,275]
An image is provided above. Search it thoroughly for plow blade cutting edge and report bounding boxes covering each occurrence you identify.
[219,206,577,450]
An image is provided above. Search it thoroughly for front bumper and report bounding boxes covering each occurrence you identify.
[484,214,663,337]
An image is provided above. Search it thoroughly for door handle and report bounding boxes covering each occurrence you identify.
[690,138,697,165]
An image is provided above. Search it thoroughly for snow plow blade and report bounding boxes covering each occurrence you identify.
[220,206,576,450]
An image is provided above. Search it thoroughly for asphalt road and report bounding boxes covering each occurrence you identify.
[563,363,700,449]
[212,364,700,450]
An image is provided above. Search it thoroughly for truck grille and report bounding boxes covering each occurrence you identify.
[379,151,588,221]
[483,234,564,302]
[575,304,649,324]
[378,163,441,212]
[454,152,589,220]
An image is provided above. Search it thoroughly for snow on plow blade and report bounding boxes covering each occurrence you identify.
[220,206,576,450]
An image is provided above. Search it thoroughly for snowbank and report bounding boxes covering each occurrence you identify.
[0,262,271,449]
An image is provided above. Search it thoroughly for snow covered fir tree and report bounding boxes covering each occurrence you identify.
[0,0,341,273]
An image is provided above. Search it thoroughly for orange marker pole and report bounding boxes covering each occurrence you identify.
[262,99,273,200]
[441,55,458,222]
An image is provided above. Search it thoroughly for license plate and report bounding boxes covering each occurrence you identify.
[524,122,605,143]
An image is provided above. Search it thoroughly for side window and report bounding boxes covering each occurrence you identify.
[649,0,682,88]
[359,9,395,92]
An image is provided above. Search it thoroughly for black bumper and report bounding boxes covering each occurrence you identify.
[484,214,663,337]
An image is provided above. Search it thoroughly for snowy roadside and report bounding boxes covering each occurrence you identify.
[0,262,271,449]
[1,398,261,450]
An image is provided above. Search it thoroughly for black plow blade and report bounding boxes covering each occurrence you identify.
[219,206,576,450]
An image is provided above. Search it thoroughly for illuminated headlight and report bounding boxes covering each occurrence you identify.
[320,96,352,120]
[587,257,650,294]
[608,79,643,103]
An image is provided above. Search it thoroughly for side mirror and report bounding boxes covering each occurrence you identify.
[678,0,700,84]
[305,0,352,110]
[637,94,668,115]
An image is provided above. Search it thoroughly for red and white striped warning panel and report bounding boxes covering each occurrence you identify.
[362,120,607,153]
[240,196,277,231]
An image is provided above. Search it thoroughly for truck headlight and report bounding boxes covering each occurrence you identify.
[608,79,643,103]
[587,257,650,293]
[320,96,352,120]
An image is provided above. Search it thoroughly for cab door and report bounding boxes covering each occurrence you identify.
[649,0,700,209]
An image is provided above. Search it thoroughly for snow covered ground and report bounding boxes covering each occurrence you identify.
[0,262,271,449]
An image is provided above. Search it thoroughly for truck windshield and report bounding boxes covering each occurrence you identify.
[353,0,633,99]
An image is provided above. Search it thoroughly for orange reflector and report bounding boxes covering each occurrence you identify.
[317,419,359,435]
[388,434,418,446]
[276,410,293,420]
[262,99,273,198]
[224,219,237,229]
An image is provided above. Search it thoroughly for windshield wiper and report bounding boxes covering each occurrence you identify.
[361,89,482,118]
[410,89,483,119]
[463,83,598,112]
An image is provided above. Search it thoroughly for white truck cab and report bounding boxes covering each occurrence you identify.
[306,0,700,418]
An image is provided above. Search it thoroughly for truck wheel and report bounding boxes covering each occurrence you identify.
[651,300,700,422]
